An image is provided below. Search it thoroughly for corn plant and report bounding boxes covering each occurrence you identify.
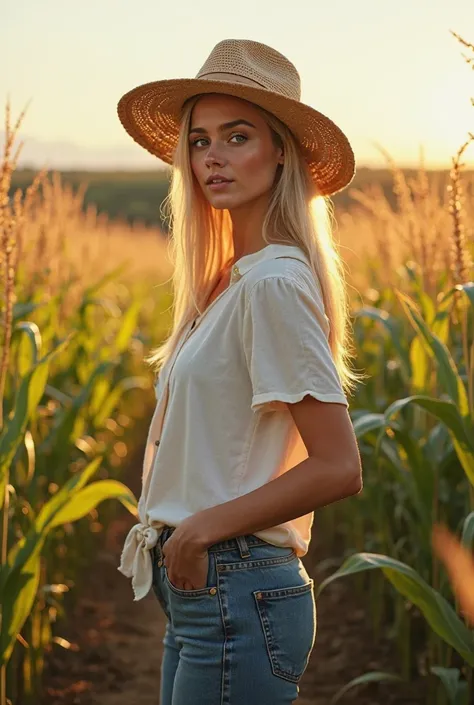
[0,104,172,704]
[316,31,474,704]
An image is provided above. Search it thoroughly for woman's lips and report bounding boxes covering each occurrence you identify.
[207,180,234,191]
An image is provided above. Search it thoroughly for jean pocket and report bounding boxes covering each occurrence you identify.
[163,553,217,598]
[253,578,316,683]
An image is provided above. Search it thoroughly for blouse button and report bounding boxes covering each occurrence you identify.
[232,265,241,280]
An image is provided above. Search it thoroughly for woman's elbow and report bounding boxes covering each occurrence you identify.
[344,464,363,497]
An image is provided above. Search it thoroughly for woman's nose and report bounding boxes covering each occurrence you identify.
[204,149,225,167]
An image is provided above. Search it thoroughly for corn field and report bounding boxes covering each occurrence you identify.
[315,31,474,705]
[0,104,174,704]
[1,30,474,705]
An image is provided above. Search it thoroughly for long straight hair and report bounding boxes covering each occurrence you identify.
[146,93,362,398]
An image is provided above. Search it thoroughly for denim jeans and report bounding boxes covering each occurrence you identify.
[150,525,316,704]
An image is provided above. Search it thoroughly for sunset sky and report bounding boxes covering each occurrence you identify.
[2,0,474,170]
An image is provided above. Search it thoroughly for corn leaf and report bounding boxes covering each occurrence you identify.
[430,667,469,705]
[456,282,474,311]
[12,321,42,377]
[461,513,474,551]
[384,395,474,486]
[353,306,411,381]
[0,460,134,666]
[396,291,469,418]
[0,554,41,665]
[0,336,72,508]
[317,552,474,666]
[92,376,148,428]
[115,298,143,353]
[48,480,137,527]
[352,412,386,438]
[331,671,403,705]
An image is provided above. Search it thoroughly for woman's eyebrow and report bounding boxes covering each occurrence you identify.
[189,119,256,135]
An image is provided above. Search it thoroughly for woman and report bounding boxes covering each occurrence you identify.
[117,39,363,704]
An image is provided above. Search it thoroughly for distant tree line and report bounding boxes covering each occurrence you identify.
[10,166,459,233]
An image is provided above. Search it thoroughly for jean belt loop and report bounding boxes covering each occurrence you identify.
[236,534,251,559]
[161,525,173,548]
[154,532,163,562]
[155,526,168,562]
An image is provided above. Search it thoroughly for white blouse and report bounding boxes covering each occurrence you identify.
[118,243,349,600]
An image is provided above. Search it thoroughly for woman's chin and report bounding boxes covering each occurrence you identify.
[207,195,239,209]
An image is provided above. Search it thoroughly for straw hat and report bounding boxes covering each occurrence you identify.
[117,39,356,197]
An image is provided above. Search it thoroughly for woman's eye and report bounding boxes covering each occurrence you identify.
[230,133,247,143]
[190,133,247,148]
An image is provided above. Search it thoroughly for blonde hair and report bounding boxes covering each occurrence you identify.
[146,93,363,398]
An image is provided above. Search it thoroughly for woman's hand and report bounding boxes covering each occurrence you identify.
[432,523,474,625]
[161,514,211,591]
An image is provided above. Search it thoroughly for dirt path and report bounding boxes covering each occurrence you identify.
[42,507,425,705]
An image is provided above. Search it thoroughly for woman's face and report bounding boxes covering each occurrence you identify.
[188,94,284,210]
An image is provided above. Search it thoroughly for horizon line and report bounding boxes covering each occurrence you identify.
[12,162,472,173]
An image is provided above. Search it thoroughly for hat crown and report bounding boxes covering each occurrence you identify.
[195,39,301,101]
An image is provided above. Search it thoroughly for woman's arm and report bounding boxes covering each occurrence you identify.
[196,395,362,547]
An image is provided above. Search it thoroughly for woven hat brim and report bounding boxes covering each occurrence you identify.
[117,78,355,197]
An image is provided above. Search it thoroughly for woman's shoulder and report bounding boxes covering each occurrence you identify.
[242,255,321,302]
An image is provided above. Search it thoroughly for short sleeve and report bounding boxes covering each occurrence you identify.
[242,276,349,413]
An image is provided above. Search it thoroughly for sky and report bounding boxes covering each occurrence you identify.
[2,0,474,171]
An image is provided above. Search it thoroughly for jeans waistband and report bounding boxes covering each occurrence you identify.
[153,525,271,560]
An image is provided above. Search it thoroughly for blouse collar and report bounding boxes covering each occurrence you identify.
[230,243,310,282]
